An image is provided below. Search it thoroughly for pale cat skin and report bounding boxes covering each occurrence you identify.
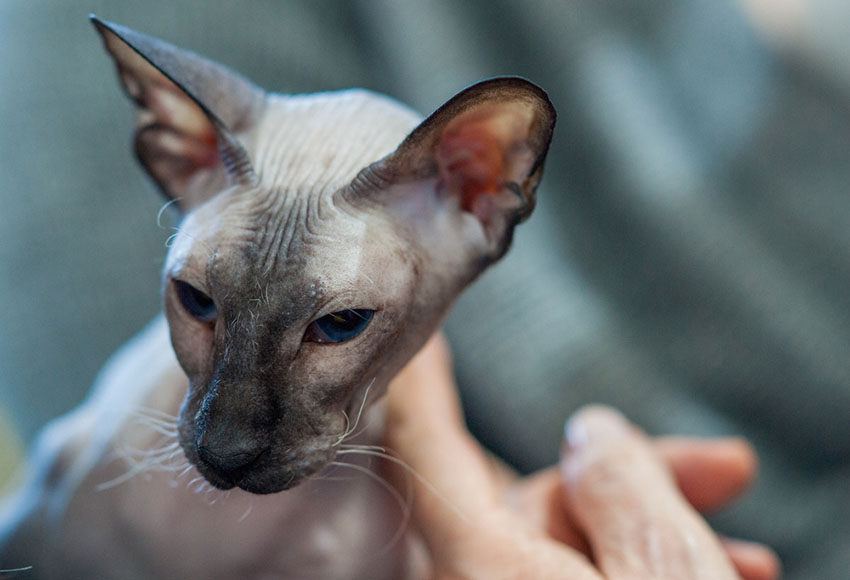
[0,17,555,579]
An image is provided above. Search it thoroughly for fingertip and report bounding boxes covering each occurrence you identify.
[559,405,677,515]
[722,538,783,580]
[563,405,632,450]
[657,436,760,512]
[718,437,760,500]
[728,436,759,481]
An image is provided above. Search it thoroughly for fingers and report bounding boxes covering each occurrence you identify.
[387,334,604,579]
[508,468,779,580]
[387,339,779,580]
[562,406,742,579]
[656,437,758,513]
[721,539,782,580]
[505,468,592,553]
[511,436,758,535]
[605,436,779,579]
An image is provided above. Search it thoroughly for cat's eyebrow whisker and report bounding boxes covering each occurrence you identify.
[156,198,181,229]
[164,226,215,255]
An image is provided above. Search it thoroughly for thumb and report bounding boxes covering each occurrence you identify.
[562,406,739,579]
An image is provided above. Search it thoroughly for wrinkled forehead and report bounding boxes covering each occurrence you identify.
[166,89,422,323]
[201,201,371,320]
[250,90,421,196]
[203,202,413,335]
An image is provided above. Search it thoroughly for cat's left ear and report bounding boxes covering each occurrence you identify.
[356,77,556,258]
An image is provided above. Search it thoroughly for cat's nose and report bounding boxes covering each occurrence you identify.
[197,441,268,477]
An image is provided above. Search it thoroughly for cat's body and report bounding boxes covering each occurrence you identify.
[2,318,412,579]
[0,18,554,578]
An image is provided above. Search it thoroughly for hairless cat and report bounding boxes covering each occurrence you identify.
[0,17,555,579]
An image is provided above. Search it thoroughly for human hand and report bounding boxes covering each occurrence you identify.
[386,333,780,580]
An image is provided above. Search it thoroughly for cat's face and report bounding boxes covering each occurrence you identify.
[94,17,555,494]
[163,181,458,493]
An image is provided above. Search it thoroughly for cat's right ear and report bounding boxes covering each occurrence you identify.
[90,16,266,209]
[350,77,556,262]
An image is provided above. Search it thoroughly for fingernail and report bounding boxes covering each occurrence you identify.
[565,406,630,449]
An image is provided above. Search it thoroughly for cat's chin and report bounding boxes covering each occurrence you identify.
[192,456,327,495]
[233,471,309,495]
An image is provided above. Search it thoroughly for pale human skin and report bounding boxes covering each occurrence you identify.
[386,333,782,580]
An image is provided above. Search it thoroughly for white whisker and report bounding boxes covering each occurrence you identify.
[336,447,468,524]
[156,198,181,229]
[96,464,147,491]
[338,409,351,444]
[333,378,375,446]
[330,460,410,555]
[238,498,254,523]
[96,436,189,491]
[339,419,374,444]
[134,406,179,421]
[339,443,387,453]
[187,476,205,489]
[130,408,179,436]
[176,464,194,480]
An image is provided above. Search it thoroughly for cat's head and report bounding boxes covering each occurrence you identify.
[93,16,555,494]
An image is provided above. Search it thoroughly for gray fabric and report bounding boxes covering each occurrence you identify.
[1,1,848,577]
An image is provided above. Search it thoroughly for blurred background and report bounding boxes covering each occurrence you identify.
[1,1,849,577]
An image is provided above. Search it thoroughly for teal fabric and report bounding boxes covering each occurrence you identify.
[1,1,848,577]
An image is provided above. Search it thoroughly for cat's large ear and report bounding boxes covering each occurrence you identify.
[355,77,556,259]
[90,16,266,209]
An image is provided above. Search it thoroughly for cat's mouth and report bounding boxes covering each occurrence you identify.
[186,440,337,495]
[177,381,370,494]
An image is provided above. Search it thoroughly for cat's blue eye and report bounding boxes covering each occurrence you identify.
[305,309,374,344]
[174,280,217,323]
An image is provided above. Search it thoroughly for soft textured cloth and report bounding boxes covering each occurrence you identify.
[1,1,847,577]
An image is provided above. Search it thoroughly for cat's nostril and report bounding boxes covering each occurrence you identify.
[197,443,267,475]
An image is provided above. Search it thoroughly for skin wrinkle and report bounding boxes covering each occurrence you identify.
[251,93,420,196]
[304,192,340,242]
[3,21,558,578]
[260,193,303,280]
[250,190,284,277]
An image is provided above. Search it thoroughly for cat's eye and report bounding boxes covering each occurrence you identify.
[174,280,217,323]
[304,309,374,344]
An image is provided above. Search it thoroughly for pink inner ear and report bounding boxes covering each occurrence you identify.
[118,58,221,172]
[437,117,505,212]
[145,85,220,169]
